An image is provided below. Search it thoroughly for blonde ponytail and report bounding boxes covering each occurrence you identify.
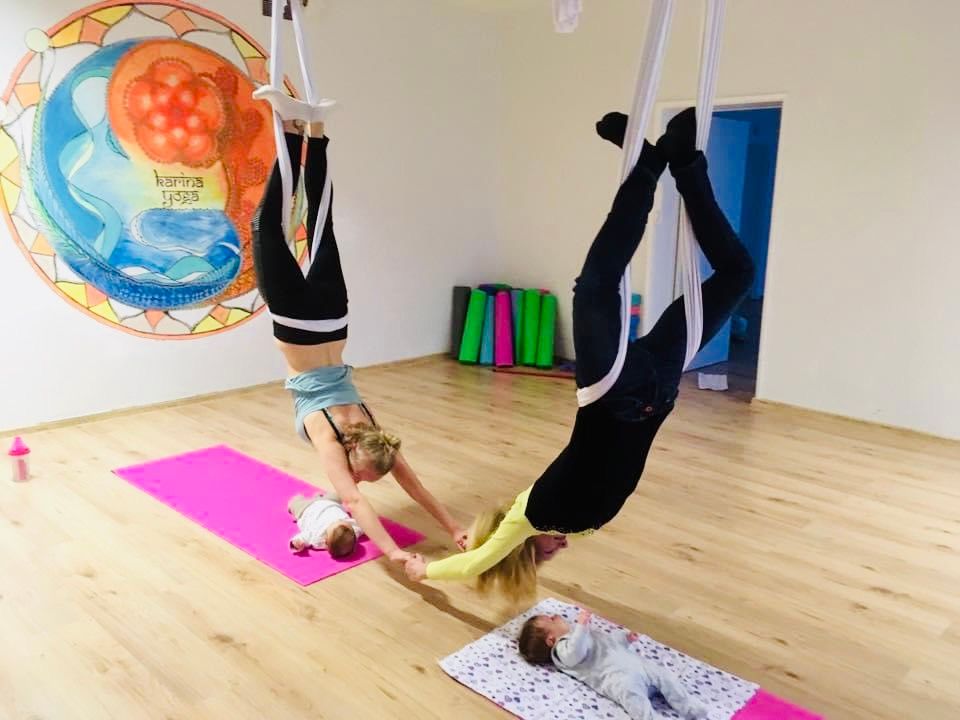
[341,423,401,475]
[470,505,538,603]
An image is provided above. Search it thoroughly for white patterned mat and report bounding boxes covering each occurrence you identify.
[440,598,759,720]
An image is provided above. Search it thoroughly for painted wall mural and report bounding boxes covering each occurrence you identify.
[0,1,307,338]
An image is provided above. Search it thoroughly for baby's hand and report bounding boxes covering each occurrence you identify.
[626,631,639,643]
[576,608,592,624]
[289,537,308,553]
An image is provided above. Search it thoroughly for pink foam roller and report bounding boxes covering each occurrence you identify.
[494,290,515,367]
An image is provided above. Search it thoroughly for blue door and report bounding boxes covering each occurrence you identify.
[685,115,750,370]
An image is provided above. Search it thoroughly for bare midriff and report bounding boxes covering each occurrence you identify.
[277,338,347,376]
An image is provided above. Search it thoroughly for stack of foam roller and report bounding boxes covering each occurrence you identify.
[630,293,643,341]
[451,285,557,368]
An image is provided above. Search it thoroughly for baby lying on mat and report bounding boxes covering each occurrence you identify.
[519,608,708,720]
[287,493,364,558]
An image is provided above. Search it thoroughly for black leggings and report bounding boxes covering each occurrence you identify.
[252,133,348,344]
[573,152,755,417]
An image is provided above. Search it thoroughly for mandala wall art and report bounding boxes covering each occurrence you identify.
[0,1,308,338]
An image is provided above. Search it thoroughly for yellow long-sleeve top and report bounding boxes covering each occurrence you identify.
[426,487,592,581]
[425,399,673,583]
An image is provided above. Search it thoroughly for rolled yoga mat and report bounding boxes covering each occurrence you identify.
[511,289,524,355]
[479,293,495,365]
[494,290,514,367]
[458,289,487,364]
[520,289,542,366]
[535,293,557,369]
[450,286,471,358]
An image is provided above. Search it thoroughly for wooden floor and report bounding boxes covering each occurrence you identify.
[2,357,959,720]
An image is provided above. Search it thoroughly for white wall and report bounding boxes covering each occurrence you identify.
[492,0,960,439]
[0,0,501,431]
[6,0,959,440]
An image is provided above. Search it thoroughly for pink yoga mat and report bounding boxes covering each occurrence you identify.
[733,691,823,720]
[114,445,424,586]
[494,290,514,367]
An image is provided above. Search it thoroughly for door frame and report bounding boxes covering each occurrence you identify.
[639,93,786,394]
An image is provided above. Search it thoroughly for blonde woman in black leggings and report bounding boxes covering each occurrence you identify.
[252,93,467,563]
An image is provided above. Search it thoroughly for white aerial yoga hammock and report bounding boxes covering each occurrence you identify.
[558,0,727,407]
[266,0,333,277]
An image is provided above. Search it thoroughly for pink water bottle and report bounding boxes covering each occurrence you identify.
[8,436,30,482]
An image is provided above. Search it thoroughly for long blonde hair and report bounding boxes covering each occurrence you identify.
[342,423,401,475]
[470,505,538,603]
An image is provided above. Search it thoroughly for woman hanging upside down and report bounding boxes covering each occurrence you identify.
[252,89,467,564]
[404,108,755,598]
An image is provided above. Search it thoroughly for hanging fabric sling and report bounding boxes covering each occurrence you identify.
[266,0,333,277]
[554,0,727,406]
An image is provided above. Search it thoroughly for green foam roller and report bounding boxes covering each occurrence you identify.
[536,293,557,368]
[458,289,487,364]
[521,289,542,366]
[450,286,471,358]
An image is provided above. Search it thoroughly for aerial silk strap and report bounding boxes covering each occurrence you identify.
[553,0,583,33]
[267,0,334,276]
[570,0,726,407]
[574,0,674,407]
[268,0,295,243]
[677,0,726,370]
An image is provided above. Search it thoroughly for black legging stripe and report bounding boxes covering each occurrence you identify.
[251,132,349,345]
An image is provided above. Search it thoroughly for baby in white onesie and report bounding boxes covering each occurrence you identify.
[287,493,364,558]
[519,609,708,720]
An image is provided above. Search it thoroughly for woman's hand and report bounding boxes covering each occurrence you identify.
[389,548,413,565]
[452,526,469,551]
[404,553,428,581]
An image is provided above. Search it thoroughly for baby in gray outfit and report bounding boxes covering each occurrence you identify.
[519,609,708,720]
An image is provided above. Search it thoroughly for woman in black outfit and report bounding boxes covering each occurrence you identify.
[405,108,755,598]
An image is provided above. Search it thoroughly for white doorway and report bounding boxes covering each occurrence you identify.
[645,102,782,396]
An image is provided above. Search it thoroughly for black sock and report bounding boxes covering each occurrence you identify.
[597,111,666,178]
[638,140,667,179]
[657,107,698,167]
[596,111,628,148]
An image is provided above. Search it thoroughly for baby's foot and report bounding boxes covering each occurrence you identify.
[253,85,336,122]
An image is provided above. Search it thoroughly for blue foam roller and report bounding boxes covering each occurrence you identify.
[479,294,495,365]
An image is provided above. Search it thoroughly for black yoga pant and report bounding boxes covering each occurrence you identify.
[252,133,348,344]
[573,152,755,418]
